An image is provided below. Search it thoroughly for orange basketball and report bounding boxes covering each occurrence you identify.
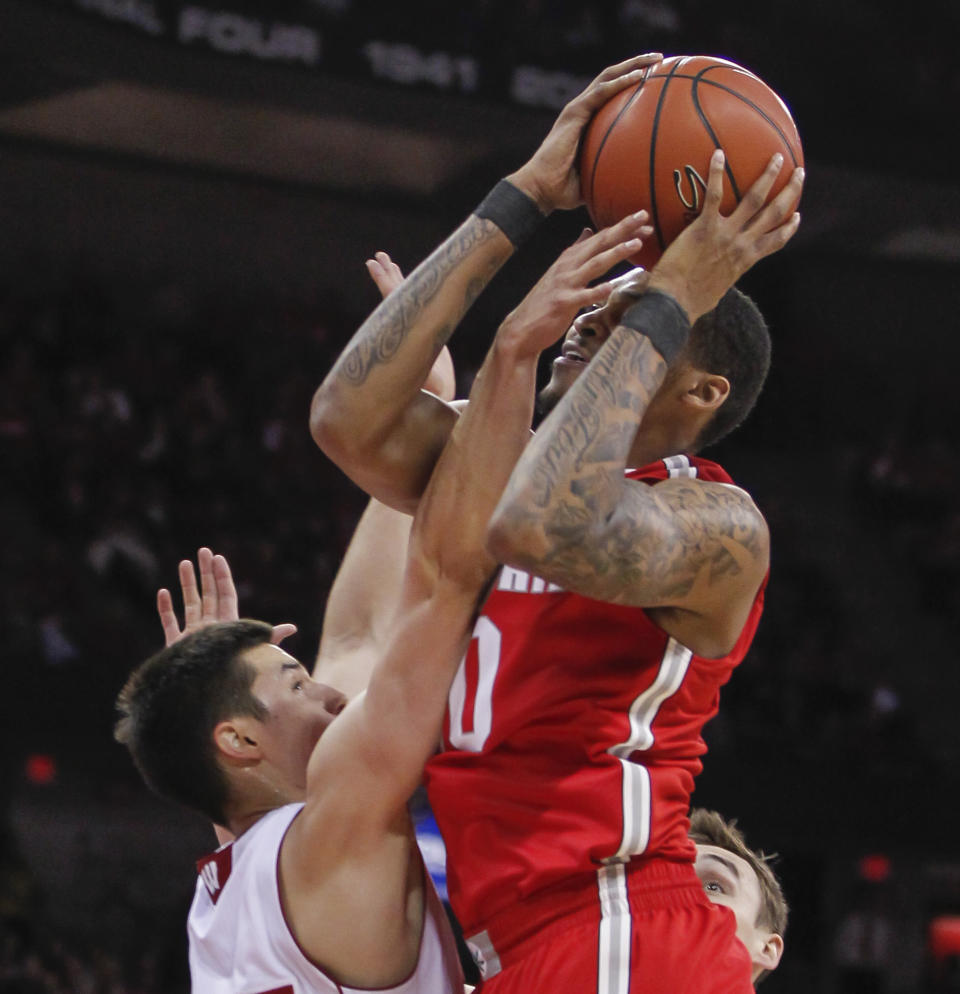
[580,55,803,270]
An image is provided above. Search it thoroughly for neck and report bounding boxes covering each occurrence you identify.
[224,778,304,838]
[627,429,694,469]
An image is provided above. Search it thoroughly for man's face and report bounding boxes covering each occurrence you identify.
[243,643,347,789]
[694,843,779,977]
[537,267,649,415]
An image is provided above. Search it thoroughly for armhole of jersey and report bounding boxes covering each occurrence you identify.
[275,812,432,990]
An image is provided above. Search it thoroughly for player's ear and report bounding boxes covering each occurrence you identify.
[756,932,784,973]
[684,373,729,412]
[213,719,262,765]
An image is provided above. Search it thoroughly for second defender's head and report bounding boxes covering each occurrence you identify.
[690,808,787,983]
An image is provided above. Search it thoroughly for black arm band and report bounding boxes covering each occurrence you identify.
[620,291,691,364]
[473,179,546,248]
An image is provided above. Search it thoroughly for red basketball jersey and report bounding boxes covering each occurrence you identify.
[424,454,766,939]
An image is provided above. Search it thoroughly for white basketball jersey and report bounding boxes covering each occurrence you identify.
[187,803,464,994]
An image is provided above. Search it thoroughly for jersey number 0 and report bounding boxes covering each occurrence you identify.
[447,616,501,752]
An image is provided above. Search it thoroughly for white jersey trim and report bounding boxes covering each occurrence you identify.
[662,454,698,478]
[607,638,693,860]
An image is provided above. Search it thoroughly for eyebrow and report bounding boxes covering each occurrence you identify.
[701,852,741,882]
[280,661,304,673]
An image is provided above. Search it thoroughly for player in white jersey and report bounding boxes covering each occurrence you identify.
[113,223,572,990]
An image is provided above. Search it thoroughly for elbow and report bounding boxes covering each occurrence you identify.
[485,514,513,566]
[309,384,353,464]
[309,384,334,449]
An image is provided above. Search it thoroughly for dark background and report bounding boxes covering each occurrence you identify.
[1,1,959,991]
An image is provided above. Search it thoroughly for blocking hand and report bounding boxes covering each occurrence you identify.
[497,211,653,358]
[157,546,297,647]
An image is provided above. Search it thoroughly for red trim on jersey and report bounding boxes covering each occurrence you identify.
[196,843,233,905]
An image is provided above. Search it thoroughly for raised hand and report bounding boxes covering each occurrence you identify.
[648,149,804,323]
[365,251,405,299]
[508,53,662,213]
[497,211,653,358]
[156,547,297,647]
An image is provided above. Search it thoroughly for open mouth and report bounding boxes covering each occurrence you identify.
[560,345,589,364]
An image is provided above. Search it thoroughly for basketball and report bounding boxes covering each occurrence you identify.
[580,55,803,270]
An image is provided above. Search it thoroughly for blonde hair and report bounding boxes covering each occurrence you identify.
[689,808,787,983]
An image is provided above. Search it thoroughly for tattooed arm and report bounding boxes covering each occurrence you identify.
[489,151,804,657]
[309,54,662,514]
[310,219,511,513]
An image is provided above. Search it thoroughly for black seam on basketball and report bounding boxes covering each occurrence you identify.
[690,68,740,200]
[649,59,685,252]
[587,72,650,219]
[677,68,801,167]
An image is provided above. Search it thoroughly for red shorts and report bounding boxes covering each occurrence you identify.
[467,860,753,994]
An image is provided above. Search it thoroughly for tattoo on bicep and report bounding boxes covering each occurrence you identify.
[537,484,763,601]
[337,217,505,386]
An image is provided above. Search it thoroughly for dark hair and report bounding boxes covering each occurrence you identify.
[686,287,771,450]
[689,808,787,983]
[115,620,273,825]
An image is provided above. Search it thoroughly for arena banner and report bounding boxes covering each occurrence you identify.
[55,0,597,111]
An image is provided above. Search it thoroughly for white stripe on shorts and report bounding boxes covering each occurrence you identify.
[597,864,632,994]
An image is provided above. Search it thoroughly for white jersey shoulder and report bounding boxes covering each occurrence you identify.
[187,802,463,994]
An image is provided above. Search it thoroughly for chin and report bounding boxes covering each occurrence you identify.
[535,384,559,420]
[537,367,579,418]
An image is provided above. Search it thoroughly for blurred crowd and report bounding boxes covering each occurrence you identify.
[0,278,367,760]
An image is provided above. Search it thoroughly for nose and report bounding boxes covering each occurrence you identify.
[572,310,601,340]
[325,687,348,715]
[309,680,348,715]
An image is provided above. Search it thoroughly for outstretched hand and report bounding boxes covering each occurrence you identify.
[508,53,662,214]
[364,251,456,402]
[497,211,653,358]
[648,149,804,323]
[157,546,297,647]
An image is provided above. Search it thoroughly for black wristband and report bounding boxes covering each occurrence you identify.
[620,291,691,364]
[473,179,545,247]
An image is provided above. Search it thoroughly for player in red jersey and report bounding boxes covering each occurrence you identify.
[311,57,802,992]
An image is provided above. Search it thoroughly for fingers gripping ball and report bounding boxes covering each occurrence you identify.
[579,55,803,270]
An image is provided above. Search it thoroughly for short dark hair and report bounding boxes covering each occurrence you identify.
[115,621,273,825]
[689,808,787,983]
[686,287,771,451]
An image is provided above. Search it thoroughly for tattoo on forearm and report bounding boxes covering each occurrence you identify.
[338,217,507,386]
[520,331,662,510]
